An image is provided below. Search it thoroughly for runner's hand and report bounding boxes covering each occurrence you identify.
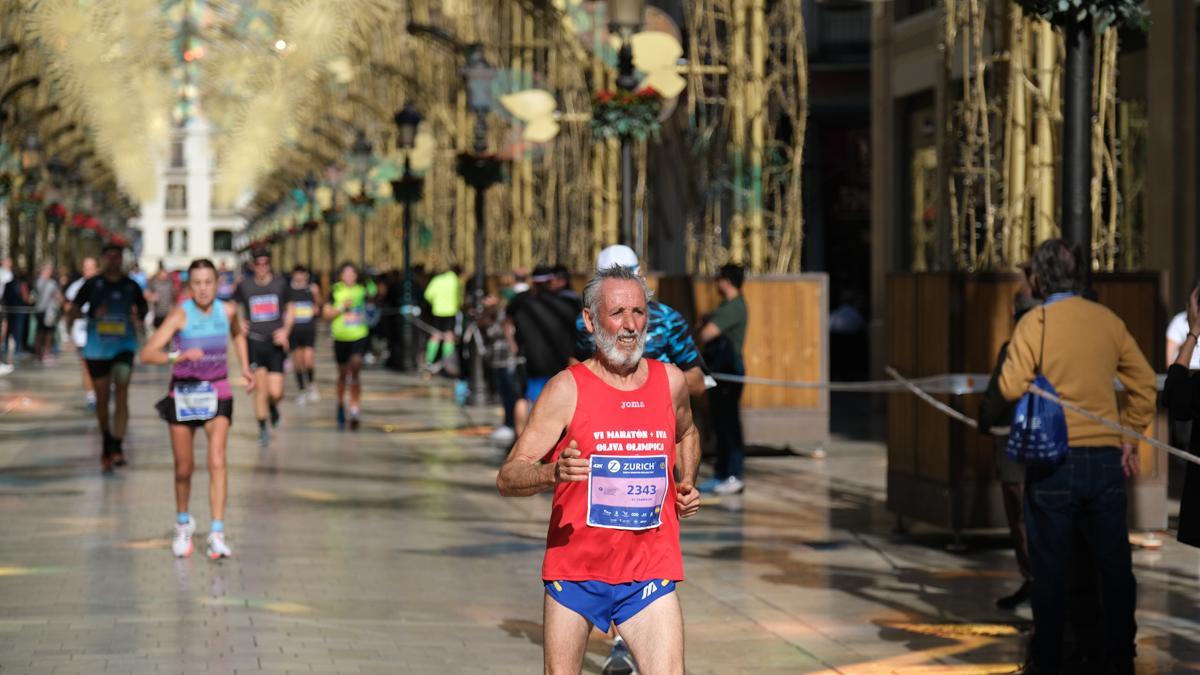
[178,348,205,362]
[554,441,589,484]
[242,367,256,394]
[675,481,700,518]
[1121,441,1140,477]
[272,327,289,348]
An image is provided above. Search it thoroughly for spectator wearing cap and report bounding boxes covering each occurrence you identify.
[505,265,581,433]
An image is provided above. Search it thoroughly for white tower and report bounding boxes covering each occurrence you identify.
[132,115,243,273]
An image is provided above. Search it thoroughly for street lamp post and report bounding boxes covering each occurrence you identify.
[19,132,42,270]
[393,104,423,372]
[303,172,317,269]
[462,44,498,407]
[608,0,646,255]
[349,132,374,271]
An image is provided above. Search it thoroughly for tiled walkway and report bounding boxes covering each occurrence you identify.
[1,350,1197,674]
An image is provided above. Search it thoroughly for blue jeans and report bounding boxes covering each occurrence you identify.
[1024,447,1137,668]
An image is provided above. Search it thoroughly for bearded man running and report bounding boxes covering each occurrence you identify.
[498,264,701,675]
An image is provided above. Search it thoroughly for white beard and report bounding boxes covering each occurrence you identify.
[594,325,647,370]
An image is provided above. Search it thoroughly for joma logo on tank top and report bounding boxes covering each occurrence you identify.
[620,400,645,409]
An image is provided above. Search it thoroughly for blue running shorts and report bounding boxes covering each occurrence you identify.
[544,579,677,631]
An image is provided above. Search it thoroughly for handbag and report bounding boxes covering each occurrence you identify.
[1006,306,1069,465]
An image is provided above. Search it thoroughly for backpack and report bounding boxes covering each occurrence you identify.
[1006,306,1069,465]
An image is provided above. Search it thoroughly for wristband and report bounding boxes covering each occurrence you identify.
[167,350,180,363]
[1189,333,1200,343]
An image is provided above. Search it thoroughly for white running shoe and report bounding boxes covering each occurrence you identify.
[306,386,320,403]
[0,363,13,376]
[489,425,515,445]
[206,531,232,560]
[295,392,309,406]
[712,476,745,495]
[172,518,196,558]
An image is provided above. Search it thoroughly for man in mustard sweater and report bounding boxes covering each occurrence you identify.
[999,239,1156,674]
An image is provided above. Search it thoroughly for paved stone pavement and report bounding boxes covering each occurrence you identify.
[1,347,1198,674]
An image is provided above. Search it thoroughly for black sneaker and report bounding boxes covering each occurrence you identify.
[996,580,1032,610]
[349,416,360,432]
[269,404,280,428]
[100,435,115,473]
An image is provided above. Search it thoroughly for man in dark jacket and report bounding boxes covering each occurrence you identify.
[978,290,1041,608]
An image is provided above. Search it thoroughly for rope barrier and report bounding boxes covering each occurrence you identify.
[885,366,1200,469]
[710,371,989,394]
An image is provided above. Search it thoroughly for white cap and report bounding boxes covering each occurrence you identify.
[595,245,640,273]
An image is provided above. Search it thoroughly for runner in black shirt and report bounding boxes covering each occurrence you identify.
[233,249,292,446]
[287,265,321,404]
[505,266,580,433]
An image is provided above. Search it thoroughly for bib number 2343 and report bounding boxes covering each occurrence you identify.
[587,454,668,530]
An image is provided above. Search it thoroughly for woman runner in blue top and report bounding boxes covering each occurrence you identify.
[141,259,253,560]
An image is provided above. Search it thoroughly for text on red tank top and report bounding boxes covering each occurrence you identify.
[541,359,684,584]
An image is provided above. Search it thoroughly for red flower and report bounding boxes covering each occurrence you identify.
[594,90,615,103]
[635,87,659,99]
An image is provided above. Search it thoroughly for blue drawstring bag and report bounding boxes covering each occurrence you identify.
[1006,307,1069,465]
[1006,373,1069,465]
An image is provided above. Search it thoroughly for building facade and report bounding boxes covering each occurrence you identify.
[132,116,242,274]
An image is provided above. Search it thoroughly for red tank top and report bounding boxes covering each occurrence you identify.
[541,359,683,583]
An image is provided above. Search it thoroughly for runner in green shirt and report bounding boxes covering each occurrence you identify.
[423,265,463,374]
[324,262,369,430]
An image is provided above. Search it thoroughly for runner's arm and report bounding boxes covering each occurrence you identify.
[227,302,254,391]
[681,367,705,398]
[497,371,579,496]
[139,307,187,365]
[66,279,92,323]
[667,364,700,486]
[132,283,149,332]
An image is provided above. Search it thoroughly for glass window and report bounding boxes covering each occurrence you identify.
[165,184,187,212]
[170,140,185,168]
[212,229,233,252]
[167,229,175,253]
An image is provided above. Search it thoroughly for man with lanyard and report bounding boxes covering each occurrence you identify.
[498,264,701,674]
[233,249,293,447]
[68,245,148,471]
[65,257,98,409]
[325,262,370,430]
[141,259,253,560]
[287,265,321,404]
[571,245,708,673]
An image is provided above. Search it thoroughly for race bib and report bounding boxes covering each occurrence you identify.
[174,382,218,422]
[292,301,314,323]
[586,454,669,530]
[343,310,364,327]
[97,317,127,340]
[248,294,280,323]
